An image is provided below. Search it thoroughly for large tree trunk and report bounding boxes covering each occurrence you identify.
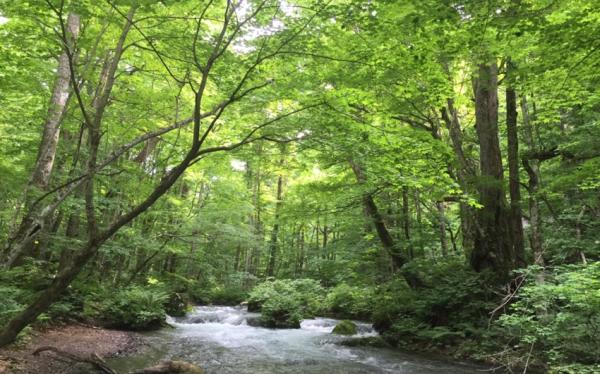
[520,96,544,266]
[31,13,81,189]
[0,242,97,346]
[505,67,526,268]
[436,201,448,257]
[349,160,404,265]
[266,172,284,277]
[0,7,138,346]
[2,14,81,267]
[441,98,477,256]
[401,186,413,259]
[246,145,264,276]
[349,160,423,288]
[470,62,514,278]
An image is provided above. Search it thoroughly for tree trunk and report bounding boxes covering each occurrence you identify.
[0,7,139,345]
[349,160,423,287]
[266,173,284,277]
[520,96,544,266]
[470,62,514,278]
[2,14,81,267]
[31,13,81,189]
[441,99,477,256]
[437,201,448,257]
[350,160,405,266]
[506,62,526,268]
[321,224,328,259]
[0,241,97,346]
[401,186,413,259]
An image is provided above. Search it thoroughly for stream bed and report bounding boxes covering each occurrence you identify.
[108,306,486,373]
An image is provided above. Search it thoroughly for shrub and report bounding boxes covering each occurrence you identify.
[326,283,374,320]
[208,287,246,305]
[0,285,26,328]
[498,263,600,371]
[248,278,326,316]
[248,278,326,327]
[371,258,496,347]
[259,293,302,328]
[88,286,168,330]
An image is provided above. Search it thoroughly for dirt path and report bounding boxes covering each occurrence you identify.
[0,324,141,373]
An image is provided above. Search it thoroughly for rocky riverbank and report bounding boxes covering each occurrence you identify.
[0,324,141,373]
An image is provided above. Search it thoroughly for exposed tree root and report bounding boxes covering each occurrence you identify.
[33,346,117,374]
[32,346,204,374]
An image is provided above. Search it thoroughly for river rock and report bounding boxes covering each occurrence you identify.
[332,320,358,335]
[247,300,261,312]
[339,336,391,348]
[130,360,204,374]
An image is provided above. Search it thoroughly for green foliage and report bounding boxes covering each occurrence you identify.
[499,264,600,371]
[0,285,26,328]
[259,293,303,329]
[372,259,496,347]
[326,283,374,320]
[248,278,326,317]
[207,287,247,306]
[248,279,326,328]
[87,286,168,331]
[0,1,598,372]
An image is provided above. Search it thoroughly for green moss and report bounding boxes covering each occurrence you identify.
[332,320,358,335]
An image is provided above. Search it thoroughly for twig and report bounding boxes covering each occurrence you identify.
[522,341,535,374]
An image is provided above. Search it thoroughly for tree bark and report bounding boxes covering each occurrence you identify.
[520,96,544,266]
[0,7,138,346]
[350,160,404,265]
[436,201,448,257]
[506,62,526,268]
[31,13,81,189]
[2,14,81,267]
[470,62,514,278]
[349,160,423,287]
[441,99,476,255]
[266,168,284,277]
[401,186,413,259]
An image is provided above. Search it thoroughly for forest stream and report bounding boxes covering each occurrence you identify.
[107,306,485,374]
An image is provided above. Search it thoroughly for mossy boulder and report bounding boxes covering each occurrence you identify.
[165,293,188,317]
[131,360,204,373]
[332,320,358,335]
[247,299,261,312]
[260,309,301,329]
[259,294,302,329]
[339,336,391,348]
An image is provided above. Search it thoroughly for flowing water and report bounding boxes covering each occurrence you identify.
[108,306,486,373]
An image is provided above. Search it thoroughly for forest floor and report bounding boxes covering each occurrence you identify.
[0,324,141,373]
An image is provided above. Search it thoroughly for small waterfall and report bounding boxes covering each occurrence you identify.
[301,317,377,336]
[174,306,261,326]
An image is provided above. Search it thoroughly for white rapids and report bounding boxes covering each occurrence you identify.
[109,306,486,374]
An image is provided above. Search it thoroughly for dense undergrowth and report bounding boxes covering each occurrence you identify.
[3,258,598,373]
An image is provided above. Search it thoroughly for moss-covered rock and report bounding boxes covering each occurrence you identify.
[339,336,391,348]
[247,299,261,312]
[332,320,358,335]
[165,292,188,317]
[130,360,204,373]
[259,294,302,329]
